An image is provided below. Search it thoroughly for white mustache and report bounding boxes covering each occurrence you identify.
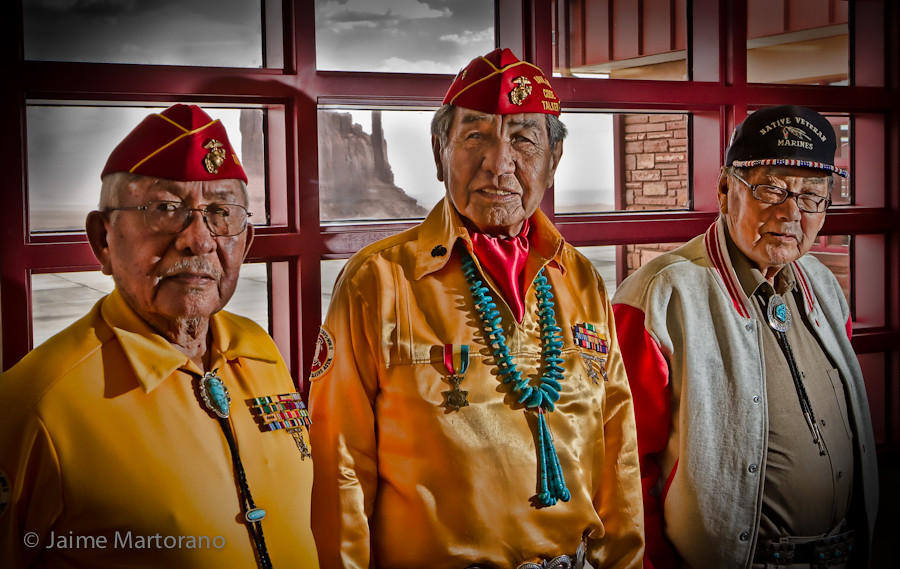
[160,259,221,280]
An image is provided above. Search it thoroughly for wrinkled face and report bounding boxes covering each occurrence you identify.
[92,176,252,332]
[435,108,562,237]
[719,165,830,275]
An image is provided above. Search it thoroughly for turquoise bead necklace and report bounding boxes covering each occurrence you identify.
[461,250,570,507]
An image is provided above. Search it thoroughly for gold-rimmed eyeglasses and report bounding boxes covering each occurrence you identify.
[105,200,252,236]
[730,172,831,214]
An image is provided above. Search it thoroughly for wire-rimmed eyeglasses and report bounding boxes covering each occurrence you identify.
[105,200,252,236]
[730,172,831,213]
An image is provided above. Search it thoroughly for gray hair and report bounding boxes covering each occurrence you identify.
[98,172,250,210]
[430,104,568,151]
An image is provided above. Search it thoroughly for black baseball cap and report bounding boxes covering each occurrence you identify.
[725,105,848,177]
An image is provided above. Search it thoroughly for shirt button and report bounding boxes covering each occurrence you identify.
[838,471,844,479]
[745,323,753,331]
[752,395,761,404]
[748,464,758,473]
[740,532,749,541]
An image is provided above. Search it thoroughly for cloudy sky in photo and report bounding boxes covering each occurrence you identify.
[314,0,494,73]
[24,0,264,66]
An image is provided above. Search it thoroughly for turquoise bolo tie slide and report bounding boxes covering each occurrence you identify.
[767,294,793,333]
[200,369,231,418]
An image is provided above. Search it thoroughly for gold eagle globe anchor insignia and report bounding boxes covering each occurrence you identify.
[509,76,533,105]
[203,139,227,174]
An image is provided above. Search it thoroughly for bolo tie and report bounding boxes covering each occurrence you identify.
[764,292,827,456]
[198,369,273,569]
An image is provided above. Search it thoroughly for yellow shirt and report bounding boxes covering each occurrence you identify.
[0,289,319,568]
[309,198,644,569]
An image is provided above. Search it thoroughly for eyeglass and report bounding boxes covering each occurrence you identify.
[730,172,831,213]
[105,200,252,236]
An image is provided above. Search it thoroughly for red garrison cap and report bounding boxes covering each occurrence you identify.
[442,48,560,116]
[101,104,247,183]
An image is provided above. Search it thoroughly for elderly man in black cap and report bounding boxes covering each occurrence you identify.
[612,105,878,569]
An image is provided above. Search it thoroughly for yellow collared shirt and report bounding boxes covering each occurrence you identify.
[309,197,644,569]
[0,289,319,568]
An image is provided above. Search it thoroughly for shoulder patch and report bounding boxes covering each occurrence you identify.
[309,326,335,381]
[0,468,10,518]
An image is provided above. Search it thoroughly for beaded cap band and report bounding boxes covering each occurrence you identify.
[732,159,848,178]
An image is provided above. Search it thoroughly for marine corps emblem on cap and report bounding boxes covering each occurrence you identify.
[725,105,847,177]
[203,139,227,174]
[442,48,560,116]
[509,76,533,105]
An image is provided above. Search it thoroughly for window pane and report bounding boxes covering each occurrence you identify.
[321,259,349,319]
[555,114,616,213]
[315,0,494,73]
[809,234,851,309]
[623,242,685,279]
[23,0,264,67]
[556,112,690,214]
[31,271,114,348]
[576,242,685,298]
[31,263,270,348]
[318,108,442,223]
[575,246,617,298]
[222,263,271,332]
[828,115,851,205]
[553,0,688,80]
[747,0,849,85]
[27,105,268,233]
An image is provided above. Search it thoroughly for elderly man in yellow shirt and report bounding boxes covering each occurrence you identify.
[308,48,644,569]
[0,104,319,568]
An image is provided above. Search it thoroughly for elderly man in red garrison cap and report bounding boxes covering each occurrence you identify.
[0,105,319,569]
[308,48,644,569]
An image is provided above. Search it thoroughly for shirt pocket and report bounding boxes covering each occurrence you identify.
[827,368,854,440]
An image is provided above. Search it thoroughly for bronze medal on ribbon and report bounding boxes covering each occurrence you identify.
[441,344,470,411]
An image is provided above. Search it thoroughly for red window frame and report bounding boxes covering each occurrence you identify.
[1,0,897,456]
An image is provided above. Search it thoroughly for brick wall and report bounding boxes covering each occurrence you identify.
[622,114,689,275]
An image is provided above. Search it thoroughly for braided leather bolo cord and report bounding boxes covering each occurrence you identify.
[774,329,827,456]
[217,416,273,568]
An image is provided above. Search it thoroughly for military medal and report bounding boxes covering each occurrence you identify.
[767,293,793,332]
[199,369,231,418]
[441,344,470,411]
[578,353,608,384]
[573,323,609,384]
[249,392,312,460]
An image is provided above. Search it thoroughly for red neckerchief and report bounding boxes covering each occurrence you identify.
[470,218,531,323]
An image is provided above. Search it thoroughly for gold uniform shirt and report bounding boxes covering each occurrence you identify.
[0,289,319,568]
[309,198,644,569]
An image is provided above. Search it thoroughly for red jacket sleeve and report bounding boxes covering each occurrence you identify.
[612,303,677,569]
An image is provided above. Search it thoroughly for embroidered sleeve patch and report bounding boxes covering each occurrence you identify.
[309,326,335,380]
